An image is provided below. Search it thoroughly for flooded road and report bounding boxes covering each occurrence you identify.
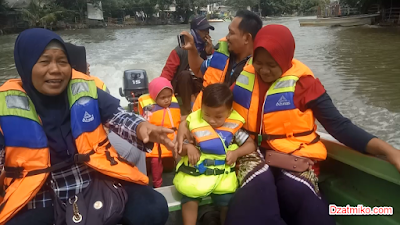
[1,17,400,147]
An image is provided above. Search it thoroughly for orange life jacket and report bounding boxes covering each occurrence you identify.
[192,37,230,112]
[72,69,109,93]
[0,71,148,224]
[232,59,327,160]
[138,94,180,158]
[92,76,109,93]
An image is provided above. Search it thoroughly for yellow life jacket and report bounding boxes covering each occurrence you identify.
[173,109,244,198]
[0,71,148,224]
[138,94,180,158]
[232,59,327,160]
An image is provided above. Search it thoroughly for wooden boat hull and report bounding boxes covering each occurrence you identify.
[299,14,380,27]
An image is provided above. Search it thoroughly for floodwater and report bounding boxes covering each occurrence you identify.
[1,17,400,148]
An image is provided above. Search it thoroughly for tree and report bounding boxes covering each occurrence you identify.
[101,0,128,18]
[55,0,103,23]
[21,0,67,28]
[0,0,9,13]
[175,0,191,23]
[226,0,259,10]
[257,0,319,16]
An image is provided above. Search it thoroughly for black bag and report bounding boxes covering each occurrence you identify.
[52,173,128,225]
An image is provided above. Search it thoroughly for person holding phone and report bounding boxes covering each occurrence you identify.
[160,15,216,117]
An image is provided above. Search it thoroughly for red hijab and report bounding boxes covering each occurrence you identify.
[253,24,295,73]
[253,25,296,136]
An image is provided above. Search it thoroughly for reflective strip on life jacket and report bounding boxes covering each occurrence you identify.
[192,126,226,155]
[232,59,327,160]
[263,76,299,114]
[232,63,259,133]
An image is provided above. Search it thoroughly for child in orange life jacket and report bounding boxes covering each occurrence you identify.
[174,83,256,225]
[138,77,181,188]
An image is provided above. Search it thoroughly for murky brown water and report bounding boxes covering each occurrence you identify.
[1,17,400,147]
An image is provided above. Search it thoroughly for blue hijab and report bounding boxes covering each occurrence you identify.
[14,28,77,164]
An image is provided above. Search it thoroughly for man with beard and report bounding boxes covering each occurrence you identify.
[180,10,263,111]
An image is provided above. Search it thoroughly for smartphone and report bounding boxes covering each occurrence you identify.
[177,34,185,48]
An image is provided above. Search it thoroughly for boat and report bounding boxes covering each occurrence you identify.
[119,70,400,225]
[155,132,400,225]
[298,14,380,27]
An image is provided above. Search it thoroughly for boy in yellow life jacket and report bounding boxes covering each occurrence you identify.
[174,83,257,225]
[138,77,181,188]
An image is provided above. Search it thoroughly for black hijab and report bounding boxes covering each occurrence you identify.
[14,28,77,164]
[64,43,88,74]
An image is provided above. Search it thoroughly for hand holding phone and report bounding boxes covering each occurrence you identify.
[177,31,195,51]
[177,34,185,48]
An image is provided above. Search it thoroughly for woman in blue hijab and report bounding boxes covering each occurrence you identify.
[0,28,172,225]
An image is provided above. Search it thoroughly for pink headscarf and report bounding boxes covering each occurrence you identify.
[149,77,174,100]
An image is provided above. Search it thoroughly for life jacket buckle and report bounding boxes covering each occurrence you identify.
[203,159,215,166]
[286,132,294,138]
[204,169,217,176]
[257,134,262,146]
[4,167,24,178]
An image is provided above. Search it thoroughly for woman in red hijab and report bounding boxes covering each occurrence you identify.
[225,24,400,224]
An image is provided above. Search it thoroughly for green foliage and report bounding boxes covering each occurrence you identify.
[2,0,215,26]
[55,0,95,22]
[225,0,319,16]
[0,0,9,13]
[21,0,69,28]
[226,0,259,10]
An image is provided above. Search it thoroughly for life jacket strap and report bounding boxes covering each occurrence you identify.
[178,164,234,176]
[202,159,226,167]
[4,150,95,178]
[245,129,319,146]
[195,159,226,174]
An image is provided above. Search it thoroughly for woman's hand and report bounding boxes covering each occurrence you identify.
[136,122,175,150]
[366,138,400,173]
[386,149,400,172]
[186,144,201,166]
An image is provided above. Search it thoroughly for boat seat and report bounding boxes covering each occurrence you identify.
[154,185,212,212]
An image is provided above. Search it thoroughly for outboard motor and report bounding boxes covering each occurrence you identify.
[119,69,149,113]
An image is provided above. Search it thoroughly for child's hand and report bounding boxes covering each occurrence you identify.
[226,150,238,166]
[186,144,201,166]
